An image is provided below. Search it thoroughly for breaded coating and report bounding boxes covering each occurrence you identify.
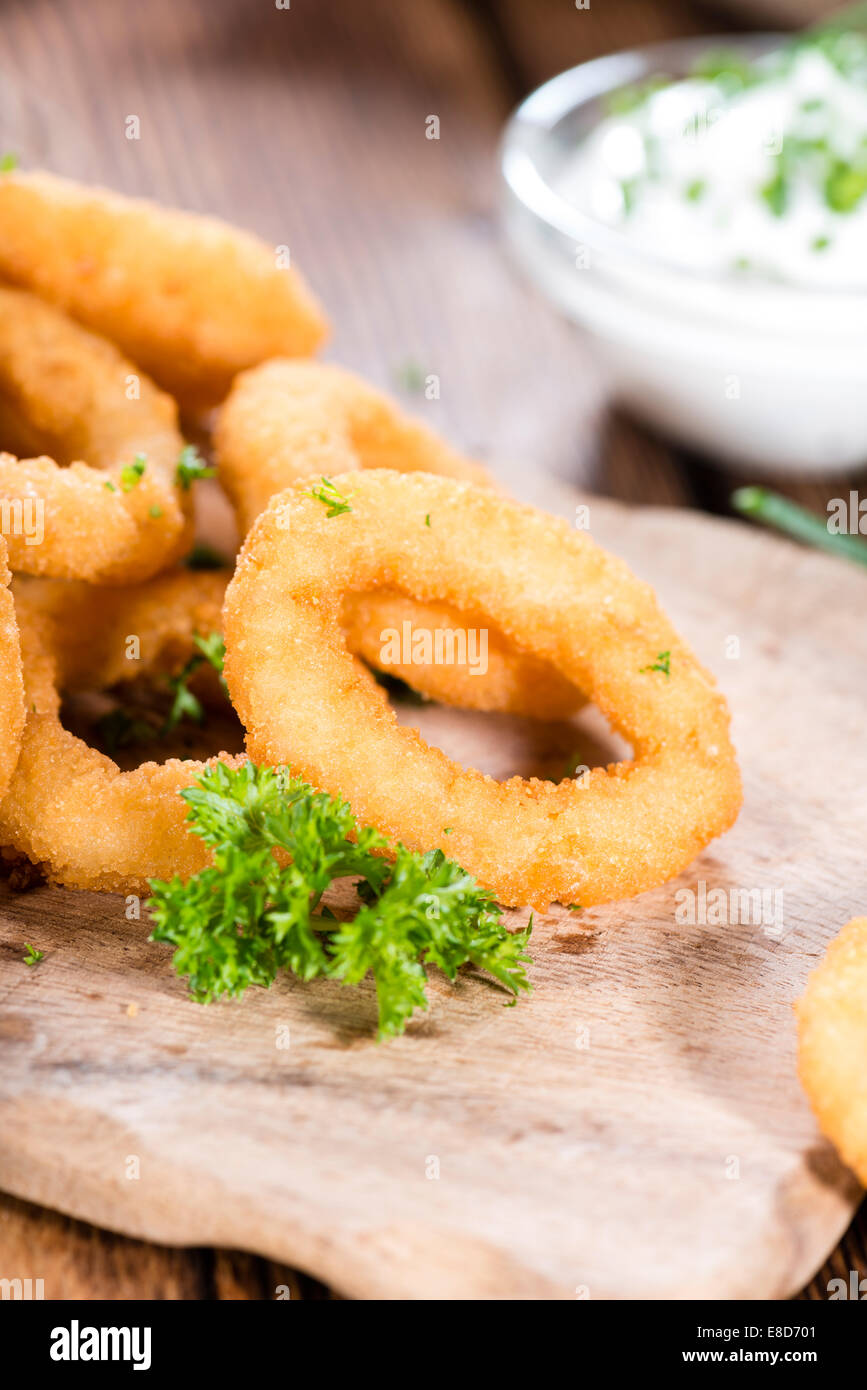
[216,360,582,718]
[225,470,742,909]
[0,571,238,891]
[1,568,393,891]
[0,538,24,799]
[797,917,867,1185]
[0,287,191,581]
[0,170,328,409]
[215,359,488,532]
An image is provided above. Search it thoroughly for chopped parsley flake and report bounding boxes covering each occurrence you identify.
[175,444,216,490]
[120,454,147,492]
[641,650,671,677]
[394,360,426,393]
[303,476,353,518]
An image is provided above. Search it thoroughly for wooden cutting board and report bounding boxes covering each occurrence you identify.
[0,473,865,1300]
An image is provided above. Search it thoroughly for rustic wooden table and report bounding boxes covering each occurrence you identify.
[0,0,863,1299]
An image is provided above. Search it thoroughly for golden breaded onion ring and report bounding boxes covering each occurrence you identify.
[797,917,867,1186]
[0,568,394,891]
[0,171,328,410]
[215,359,489,531]
[0,571,240,891]
[0,537,24,799]
[0,168,327,405]
[224,471,742,909]
[342,590,582,721]
[216,360,582,719]
[0,288,191,582]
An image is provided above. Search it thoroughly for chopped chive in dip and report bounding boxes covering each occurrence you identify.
[559,30,867,286]
[760,166,788,218]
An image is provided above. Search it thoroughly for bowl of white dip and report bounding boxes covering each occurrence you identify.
[501,31,867,474]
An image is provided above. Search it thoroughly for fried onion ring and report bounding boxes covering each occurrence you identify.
[215,359,489,530]
[0,538,24,800]
[796,917,867,1185]
[224,470,742,909]
[0,568,395,891]
[341,590,582,720]
[0,170,328,409]
[0,287,192,582]
[216,359,582,719]
[0,570,239,891]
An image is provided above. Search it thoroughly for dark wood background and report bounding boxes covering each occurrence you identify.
[0,0,862,1298]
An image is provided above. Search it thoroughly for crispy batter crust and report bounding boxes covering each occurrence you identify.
[796,917,867,1185]
[225,470,742,909]
[0,171,328,409]
[215,359,489,531]
[0,287,192,581]
[0,571,238,891]
[342,590,582,720]
[0,569,395,892]
[0,539,24,800]
[216,360,582,718]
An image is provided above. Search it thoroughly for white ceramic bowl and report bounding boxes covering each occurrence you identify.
[500,35,867,476]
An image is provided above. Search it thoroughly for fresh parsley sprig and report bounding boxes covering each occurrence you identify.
[147,761,532,1039]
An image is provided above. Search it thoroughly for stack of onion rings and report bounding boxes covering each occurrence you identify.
[0,171,328,410]
[0,174,743,927]
[216,359,582,719]
[0,287,192,582]
[797,917,867,1185]
[224,470,742,909]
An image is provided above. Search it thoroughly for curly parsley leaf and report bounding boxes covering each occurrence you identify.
[147,761,532,1039]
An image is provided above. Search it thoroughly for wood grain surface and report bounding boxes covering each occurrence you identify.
[0,0,864,1298]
